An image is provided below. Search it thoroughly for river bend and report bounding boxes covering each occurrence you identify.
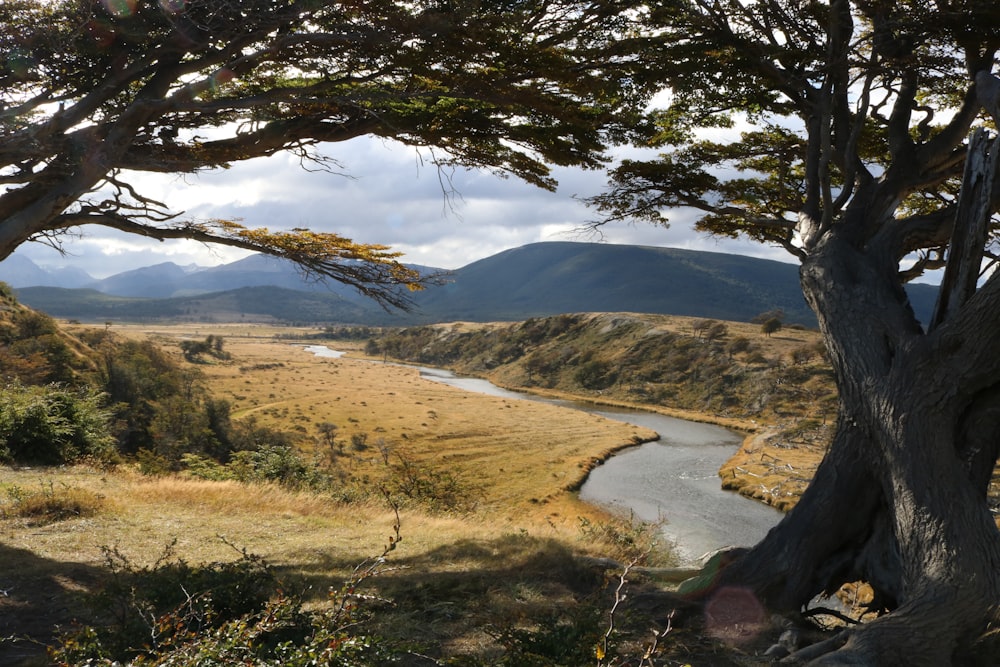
[417,367,782,564]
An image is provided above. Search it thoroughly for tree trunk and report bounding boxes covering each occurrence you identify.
[708,235,1000,665]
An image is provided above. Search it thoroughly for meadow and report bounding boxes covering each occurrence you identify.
[4,322,734,665]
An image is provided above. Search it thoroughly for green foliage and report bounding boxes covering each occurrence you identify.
[0,380,115,464]
[761,318,783,337]
[53,540,284,665]
[227,445,328,490]
[88,333,282,464]
[0,305,86,384]
[486,607,606,667]
[586,1,994,292]
[180,335,232,363]
[95,336,193,453]
[1,0,652,306]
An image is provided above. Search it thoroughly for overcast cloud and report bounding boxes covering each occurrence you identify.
[13,136,792,279]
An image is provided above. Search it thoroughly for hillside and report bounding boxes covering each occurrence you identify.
[366,312,837,511]
[0,282,100,385]
[415,243,822,324]
[13,285,374,323]
[368,312,835,427]
[14,241,941,326]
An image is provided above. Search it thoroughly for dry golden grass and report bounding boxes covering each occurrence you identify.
[0,319,843,665]
[1,322,679,664]
[48,321,665,548]
[718,428,830,512]
[173,326,657,521]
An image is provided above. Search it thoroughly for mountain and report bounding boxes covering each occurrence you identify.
[418,243,816,323]
[414,242,939,326]
[14,285,373,323]
[0,254,94,289]
[12,241,943,327]
[78,254,433,302]
[89,262,196,298]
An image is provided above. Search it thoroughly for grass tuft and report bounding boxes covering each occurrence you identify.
[1,481,109,525]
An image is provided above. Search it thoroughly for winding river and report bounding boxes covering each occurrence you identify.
[303,346,782,564]
[416,367,783,565]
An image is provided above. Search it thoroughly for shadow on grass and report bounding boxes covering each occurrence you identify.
[0,541,107,666]
[278,532,696,664]
[0,529,735,666]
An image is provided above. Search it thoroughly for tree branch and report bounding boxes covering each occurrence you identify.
[48,213,428,310]
[931,129,1000,329]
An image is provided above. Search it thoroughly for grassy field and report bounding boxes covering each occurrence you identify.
[5,322,743,665]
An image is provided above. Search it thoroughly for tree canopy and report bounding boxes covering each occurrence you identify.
[590,1,1000,663]
[592,0,1000,278]
[0,0,652,307]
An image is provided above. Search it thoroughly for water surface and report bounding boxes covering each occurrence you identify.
[419,368,782,564]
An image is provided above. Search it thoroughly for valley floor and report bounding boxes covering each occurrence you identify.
[0,326,756,665]
[0,320,829,665]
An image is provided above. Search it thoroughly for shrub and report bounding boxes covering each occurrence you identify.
[53,540,282,665]
[577,514,672,566]
[487,606,605,667]
[180,453,233,481]
[0,381,115,465]
[574,360,617,390]
[228,445,330,490]
[382,454,478,513]
[761,317,783,337]
[54,520,407,666]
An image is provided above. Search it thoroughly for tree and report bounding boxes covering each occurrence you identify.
[760,317,782,338]
[0,0,652,308]
[588,1,1000,663]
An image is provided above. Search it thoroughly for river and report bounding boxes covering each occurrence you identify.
[416,367,783,564]
[303,346,782,564]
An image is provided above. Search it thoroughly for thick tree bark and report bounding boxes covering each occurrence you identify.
[708,230,1000,664]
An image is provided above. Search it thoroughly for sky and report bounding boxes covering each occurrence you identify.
[12,135,793,279]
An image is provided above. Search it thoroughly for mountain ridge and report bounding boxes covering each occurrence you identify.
[9,242,941,327]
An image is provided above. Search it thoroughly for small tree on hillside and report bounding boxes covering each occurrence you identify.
[760,318,782,338]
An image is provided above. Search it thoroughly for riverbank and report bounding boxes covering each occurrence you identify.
[364,349,824,514]
[485,377,828,514]
[365,312,836,511]
[414,366,783,563]
[0,320,814,665]
[2,323,691,665]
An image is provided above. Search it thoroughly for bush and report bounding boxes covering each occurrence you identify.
[53,540,284,665]
[574,360,617,390]
[228,445,330,490]
[54,524,407,666]
[0,381,115,464]
[487,607,605,667]
[761,317,783,337]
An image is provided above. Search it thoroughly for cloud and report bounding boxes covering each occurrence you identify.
[12,136,796,278]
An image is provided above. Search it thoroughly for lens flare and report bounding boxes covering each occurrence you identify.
[101,0,137,18]
[158,0,187,13]
[704,586,768,646]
